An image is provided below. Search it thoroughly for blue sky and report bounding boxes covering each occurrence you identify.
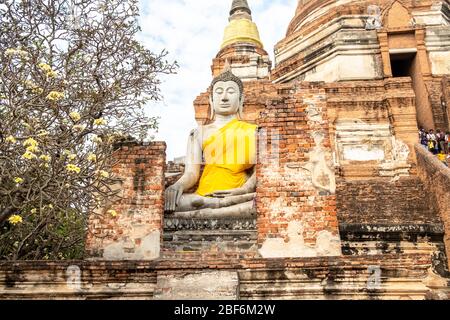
[137,0,298,160]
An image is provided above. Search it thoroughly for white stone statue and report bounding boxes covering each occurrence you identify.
[164,70,258,218]
[365,5,382,30]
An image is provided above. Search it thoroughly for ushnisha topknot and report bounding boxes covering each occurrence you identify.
[210,70,244,100]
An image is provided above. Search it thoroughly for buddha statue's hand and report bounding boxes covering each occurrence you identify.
[164,184,184,213]
[205,187,249,198]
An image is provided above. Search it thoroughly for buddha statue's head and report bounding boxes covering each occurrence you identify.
[209,70,244,120]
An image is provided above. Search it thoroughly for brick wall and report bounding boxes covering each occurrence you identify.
[255,84,341,258]
[442,76,450,131]
[415,144,450,266]
[85,142,166,260]
[336,176,440,225]
[426,77,449,131]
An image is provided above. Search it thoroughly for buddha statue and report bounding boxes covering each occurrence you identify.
[164,70,257,218]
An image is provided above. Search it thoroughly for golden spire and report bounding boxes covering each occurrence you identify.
[220,0,263,49]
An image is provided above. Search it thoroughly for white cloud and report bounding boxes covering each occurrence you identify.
[137,0,298,160]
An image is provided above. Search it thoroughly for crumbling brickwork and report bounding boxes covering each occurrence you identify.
[415,145,450,266]
[441,76,450,130]
[426,77,450,131]
[85,142,166,260]
[336,177,440,225]
[255,83,341,258]
[325,78,419,179]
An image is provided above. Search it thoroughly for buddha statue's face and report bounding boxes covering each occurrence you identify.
[211,80,242,116]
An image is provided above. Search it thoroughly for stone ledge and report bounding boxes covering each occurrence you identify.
[340,223,444,235]
[2,253,448,299]
[164,217,257,231]
[0,253,434,271]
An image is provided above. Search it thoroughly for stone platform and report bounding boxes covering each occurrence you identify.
[163,216,257,252]
[1,253,449,300]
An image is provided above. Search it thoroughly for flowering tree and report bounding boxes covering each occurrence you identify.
[0,0,177,259]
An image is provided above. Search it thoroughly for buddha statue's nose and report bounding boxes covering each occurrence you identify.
[222,93,229,102]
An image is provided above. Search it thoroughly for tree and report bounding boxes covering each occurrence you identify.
[0,0,177,260]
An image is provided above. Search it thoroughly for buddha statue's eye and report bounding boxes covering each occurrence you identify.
[226,88,236,94]
[215,88,224,94]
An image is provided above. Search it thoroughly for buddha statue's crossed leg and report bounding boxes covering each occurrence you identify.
[173,200,256,219]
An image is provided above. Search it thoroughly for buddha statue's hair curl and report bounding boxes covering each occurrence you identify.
[210,70,244,100]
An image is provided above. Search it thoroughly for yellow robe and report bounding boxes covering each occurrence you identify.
[196,119,257,196]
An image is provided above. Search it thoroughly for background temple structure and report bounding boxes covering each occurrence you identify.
[1,0,450,299]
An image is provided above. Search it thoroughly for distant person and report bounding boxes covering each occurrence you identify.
[436,129,445,153]
[427,129,437,154]
[419,128,427,147]
[445,131,450,154]
[437,150,448,167]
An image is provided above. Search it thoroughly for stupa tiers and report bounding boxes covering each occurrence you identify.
[1,0,450,300]
[212,0,271,81]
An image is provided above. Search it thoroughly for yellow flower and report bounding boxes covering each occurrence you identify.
[92,135,103,144]
[23,137,38,147]
[68,154,77,161]
[70,112,81,122]
[46,91,64,101]
[26,145,39,153]
[8,215,22,225]
[5,136,16,143]
[73,124,86,132]
[98,170,109,178]
[94,118,107,126]
[23,81,44,95]
[30,208,37,214]
[48,204,54,209]
[46,70,57,78]
[38,63,52,73]
[39,154,51,162]
[24,80,36,89]
[32,87,44,94]
[14,177,24,184]
[22,151,36,160]
[6,48,28,58]
[87,153,97,162]
[66,164,81,174]
[5,49,16,56]
[107,209,118,217]
[0,94,7,99]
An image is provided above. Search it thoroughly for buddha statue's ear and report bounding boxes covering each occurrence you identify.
[238,94,244,120]
[209,96,215,121]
